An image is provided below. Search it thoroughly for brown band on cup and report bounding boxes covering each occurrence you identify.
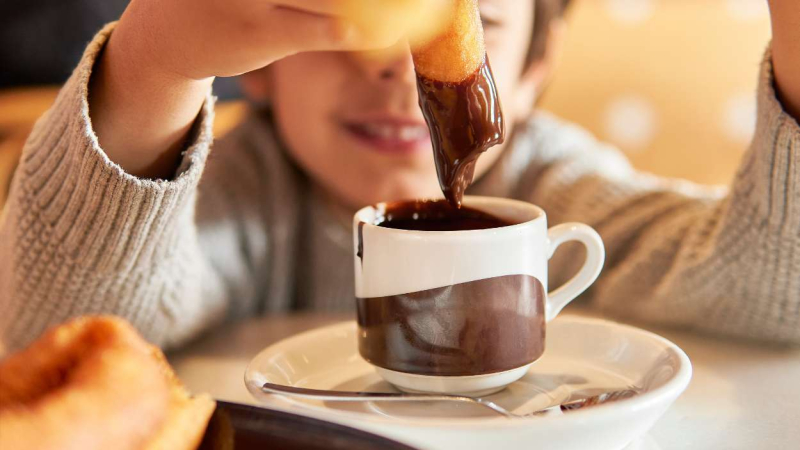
[356,274,546,376]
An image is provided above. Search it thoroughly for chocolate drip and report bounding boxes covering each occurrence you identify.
[356,221,366,264]
[416,56,505,207]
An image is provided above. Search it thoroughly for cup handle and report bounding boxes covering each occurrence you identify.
[545,223,605,322]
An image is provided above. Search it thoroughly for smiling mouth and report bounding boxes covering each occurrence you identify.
[343,121,431,154]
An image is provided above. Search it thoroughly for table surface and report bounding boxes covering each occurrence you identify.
[170,307,800,450]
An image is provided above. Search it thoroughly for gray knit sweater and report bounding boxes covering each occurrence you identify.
[1,26,798,351]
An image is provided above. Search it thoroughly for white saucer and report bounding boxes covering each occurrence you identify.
[245,316,691,450]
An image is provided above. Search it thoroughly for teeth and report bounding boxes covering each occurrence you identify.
[360,124,428,141]
[399,126,426,141]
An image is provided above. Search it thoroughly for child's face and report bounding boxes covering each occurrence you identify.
[247,0,536,208]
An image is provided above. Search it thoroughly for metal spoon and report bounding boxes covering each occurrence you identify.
[261,382,639,419]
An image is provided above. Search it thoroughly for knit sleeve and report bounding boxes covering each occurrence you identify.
[0,24,230,352]
[529,48,799,345]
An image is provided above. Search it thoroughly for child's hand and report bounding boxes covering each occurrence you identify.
[123,0,408,81]
[89,0,412,179]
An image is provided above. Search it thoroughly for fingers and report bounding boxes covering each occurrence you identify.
[343,0,451,46]
[259,6,403,56]
[270,0,423,19]
[269,1,446,49]
[269,0,355,16]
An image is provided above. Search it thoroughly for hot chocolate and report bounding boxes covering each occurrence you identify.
[374,199,513,231]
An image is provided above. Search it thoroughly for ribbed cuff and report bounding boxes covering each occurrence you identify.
[731,45,800,233]
[14,22,216,273]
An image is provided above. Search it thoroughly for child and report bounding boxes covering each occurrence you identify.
[1,0,798,350]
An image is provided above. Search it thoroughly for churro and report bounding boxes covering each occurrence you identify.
[412,0,505,206]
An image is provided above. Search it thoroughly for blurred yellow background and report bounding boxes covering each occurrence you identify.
[0,0,773,208]
[539,0,772,185]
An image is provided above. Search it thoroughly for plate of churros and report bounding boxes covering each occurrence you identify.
[0,316,417,450]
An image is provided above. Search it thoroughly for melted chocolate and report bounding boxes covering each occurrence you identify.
[416,56,505,207]
[357,274,546,376]
[374,199,512,231]
[357,221,366,263]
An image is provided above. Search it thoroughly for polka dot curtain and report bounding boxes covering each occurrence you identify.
[539,0,771,185]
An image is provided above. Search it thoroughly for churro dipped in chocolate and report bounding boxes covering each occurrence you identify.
[412,0,505,207]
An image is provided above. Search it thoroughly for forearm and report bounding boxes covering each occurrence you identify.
[769,0,800,120]
[542,174,800,344]
[586,51,800,343]
[89,11,213,179]
[0,25,225,351]
[526,47,800,343]
[0,90,224,351]
[0,223,229,352]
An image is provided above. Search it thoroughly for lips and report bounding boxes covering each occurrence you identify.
[343,120,431,154]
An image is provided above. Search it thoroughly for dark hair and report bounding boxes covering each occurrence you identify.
[525,0,572,67]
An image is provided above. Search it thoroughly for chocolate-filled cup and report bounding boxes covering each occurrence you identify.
[353,197,605,395]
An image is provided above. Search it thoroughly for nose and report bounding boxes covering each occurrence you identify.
[352,40,417,83]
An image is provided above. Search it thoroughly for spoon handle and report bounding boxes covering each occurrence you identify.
[261,382,639,419]
[261,382,515,417]
[263,382,475,403]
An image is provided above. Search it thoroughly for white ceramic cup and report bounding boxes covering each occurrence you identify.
[353,196,605,395]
